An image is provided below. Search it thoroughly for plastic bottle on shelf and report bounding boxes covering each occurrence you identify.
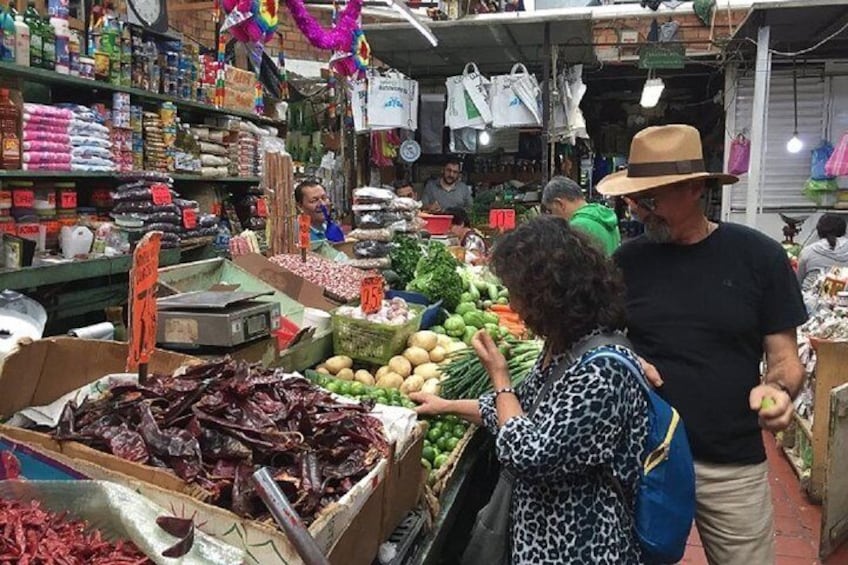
[14,16,28,66]
[40,14,54,70]
[49,15,67,74]
[1,7,15,63]
[0,89,21,170]
[22,1,40,68]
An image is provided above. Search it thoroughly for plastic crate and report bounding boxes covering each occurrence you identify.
[331,306,423,365]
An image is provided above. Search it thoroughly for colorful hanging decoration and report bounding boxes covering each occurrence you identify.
[221,0,280,44]
[284,0,367,77]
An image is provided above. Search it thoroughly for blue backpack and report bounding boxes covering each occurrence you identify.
[582,345,696,565]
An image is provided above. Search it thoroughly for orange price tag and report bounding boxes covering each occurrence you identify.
[298,213,311,250]
[13,190,34,208]
[182,208,197,229]
[360,275,385,315]
[150,184,173,206]
[488,209,516,230]
[126,232,162,373]
[256,198,268,218]
[60,191,77,209]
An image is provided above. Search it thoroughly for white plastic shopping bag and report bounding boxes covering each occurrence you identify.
[367,70,419,130]
[351,78,369,133]
[445,63,492,130]
[490,63,542,129]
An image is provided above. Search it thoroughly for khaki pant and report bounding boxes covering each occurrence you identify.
[693,461,775,565]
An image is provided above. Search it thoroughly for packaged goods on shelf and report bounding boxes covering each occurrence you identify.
[21,103,71,171]
[62,103,116,172]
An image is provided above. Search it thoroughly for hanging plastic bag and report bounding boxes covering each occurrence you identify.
[350,78,369,133]
[803,178,839,206]
[445,63,492,130]
[367,70,418,130]
[490,64,542,129]
[825,131,848,178]
[728,134,751,175]
[811,141,835,180]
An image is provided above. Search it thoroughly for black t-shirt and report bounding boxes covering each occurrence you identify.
[614,223,808,464]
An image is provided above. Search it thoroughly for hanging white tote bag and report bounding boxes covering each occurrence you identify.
[445,63,492,130]
[490,63,542,129]
[367,70,418,130]
[350,78,369,133]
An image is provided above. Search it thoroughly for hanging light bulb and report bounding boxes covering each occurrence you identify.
[787,134,803,154]
[640,76,664,109]
[479,130,491,146]
[787,60,803,154]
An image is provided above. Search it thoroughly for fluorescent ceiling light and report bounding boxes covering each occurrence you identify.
[383,0,438,47]
[640,77,664,108]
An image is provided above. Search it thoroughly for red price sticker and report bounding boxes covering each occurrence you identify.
[488,209,516,231]
[60,191,77,209]
[298,213,311,250]
[182,208,197,229]
[360,275,385,315]
[0,222,15,235]
[16,223,40,238]
[13,190,34,208]
[151,184,173,206]
[256,198,268,218]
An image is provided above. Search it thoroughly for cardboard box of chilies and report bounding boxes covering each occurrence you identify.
[0,337,408,565]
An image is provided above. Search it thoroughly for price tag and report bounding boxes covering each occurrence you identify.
[127,232,162,373]
[488,209,516,231]
[212,202,222,216]
[12,191,34,208]
[360,275,385,315]
[256,198,268,218]
[298,213,311,250]
[60,191,77,209]
[150,184,173,206]
[45,220,60,236]
[0,222,15,235]
[182,208,198,229]
[16,223,40,238]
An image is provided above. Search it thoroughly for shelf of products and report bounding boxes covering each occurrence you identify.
[0,170,261,183]
[0,247,180,290]
[0,62,284,128]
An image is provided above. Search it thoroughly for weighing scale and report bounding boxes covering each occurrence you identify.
[156,290,281,350]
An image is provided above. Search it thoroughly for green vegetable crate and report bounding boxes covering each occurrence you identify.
[331,306,424,365]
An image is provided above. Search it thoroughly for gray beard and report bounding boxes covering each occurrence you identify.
[643,218,673,243]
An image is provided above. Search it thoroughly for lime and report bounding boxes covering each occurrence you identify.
[444,415,459,425]
[326,381,342,394]
[760,396,776,410]
[422,446,436,463]
[339,382,353,396]
[427,427,442,443]
[433,454,449,469]
[445,437,460,452]
[437,436,451,452]
[421,458,432,472]
[373,388,388,399]
[452,424,467,439]
[350,382,366,396]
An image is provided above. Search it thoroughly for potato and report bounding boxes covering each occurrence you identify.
[429,346,446,364]
[400,375,425,395]
[408,331,438,352]
[375,366,390,380]
[436,334,454,350]
[388,355,413,378]
[316,367,330,375]
[354,370,375,386]
[336,368,354,381]
[325,355,353,374]
[421,378,441,396]
[403,347,430,367]
[414,362,441,380]
[376,372,404,390]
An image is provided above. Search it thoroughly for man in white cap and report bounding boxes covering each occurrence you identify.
[598,124,807,565]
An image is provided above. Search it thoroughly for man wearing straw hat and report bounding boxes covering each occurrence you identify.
[598,125,807,564]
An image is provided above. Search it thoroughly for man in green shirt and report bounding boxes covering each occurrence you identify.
[542,176,621,255]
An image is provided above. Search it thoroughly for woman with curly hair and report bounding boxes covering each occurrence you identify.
[412,215,649,564]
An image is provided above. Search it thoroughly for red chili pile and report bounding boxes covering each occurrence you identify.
[0,498,152,564]
[269,253,370,302]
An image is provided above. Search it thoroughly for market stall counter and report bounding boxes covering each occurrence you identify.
[0,337,422,565]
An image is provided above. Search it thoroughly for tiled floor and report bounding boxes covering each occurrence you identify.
[681,434,848,564]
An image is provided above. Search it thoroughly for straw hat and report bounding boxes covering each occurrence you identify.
[596,124,738,196]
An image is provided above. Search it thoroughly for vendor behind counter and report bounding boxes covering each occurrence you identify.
[296,179,348,263]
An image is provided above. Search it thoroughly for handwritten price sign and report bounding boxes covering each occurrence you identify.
[127,231,162,374]
[182,208,197,229]
[360,275,385,315]
[256,198,268,218]
[488,209,516,231]
[151,184,173,206]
